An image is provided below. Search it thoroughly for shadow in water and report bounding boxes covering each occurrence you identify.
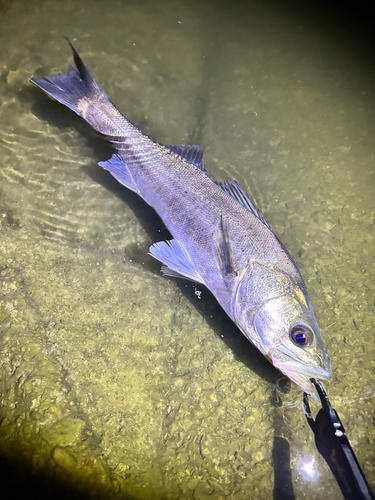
[272,437,296,500]
[271,388,296,500]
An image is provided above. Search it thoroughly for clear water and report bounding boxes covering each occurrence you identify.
[0,0,374,498]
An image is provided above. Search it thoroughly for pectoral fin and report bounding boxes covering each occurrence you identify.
[214,216,238,278]
[149,239,204,284]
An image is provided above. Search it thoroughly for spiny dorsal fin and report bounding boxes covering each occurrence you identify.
[217,178,271,230]
[214,216,238,278]
[166,144,205,170]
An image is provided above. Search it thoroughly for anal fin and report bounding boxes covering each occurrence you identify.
[149,239,204,284]
[98,153,140,195]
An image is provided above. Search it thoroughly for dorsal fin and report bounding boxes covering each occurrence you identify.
[166,144,205,170]
[217,178,271,230]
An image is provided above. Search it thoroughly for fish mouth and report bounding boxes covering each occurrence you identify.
[270,345,332,400]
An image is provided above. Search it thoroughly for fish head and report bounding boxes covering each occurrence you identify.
[233,261,332,399]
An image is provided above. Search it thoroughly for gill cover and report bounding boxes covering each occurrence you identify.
[233,260,300,355]
[232,260,332,395]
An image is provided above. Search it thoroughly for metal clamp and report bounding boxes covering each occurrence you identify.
[303,378,374,500]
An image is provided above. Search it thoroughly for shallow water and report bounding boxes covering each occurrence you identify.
[0,0,374,498]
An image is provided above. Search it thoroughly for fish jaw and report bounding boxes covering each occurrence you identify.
[270,344,332,400]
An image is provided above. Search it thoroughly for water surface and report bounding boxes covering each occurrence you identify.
[0,0,374,499]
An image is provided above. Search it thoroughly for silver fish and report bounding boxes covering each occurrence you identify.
[30,42,332,398]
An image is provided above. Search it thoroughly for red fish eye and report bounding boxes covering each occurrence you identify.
[291,326,311,346]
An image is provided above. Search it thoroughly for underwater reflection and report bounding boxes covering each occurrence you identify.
[299,456,319,482]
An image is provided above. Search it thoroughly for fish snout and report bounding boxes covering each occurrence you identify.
[269,345,332,399]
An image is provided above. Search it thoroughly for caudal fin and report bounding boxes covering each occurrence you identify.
[30,39,103,117]
[30,40,172,197]
[30,39,132,138]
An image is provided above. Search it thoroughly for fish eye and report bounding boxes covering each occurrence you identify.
[290,325,312,346]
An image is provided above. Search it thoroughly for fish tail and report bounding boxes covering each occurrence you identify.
[30,39,129,137]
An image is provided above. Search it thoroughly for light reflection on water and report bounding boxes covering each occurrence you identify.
[299,456,319,482]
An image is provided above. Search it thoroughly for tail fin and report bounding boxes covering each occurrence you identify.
[29,39,129,137]
[30,39,103,117]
